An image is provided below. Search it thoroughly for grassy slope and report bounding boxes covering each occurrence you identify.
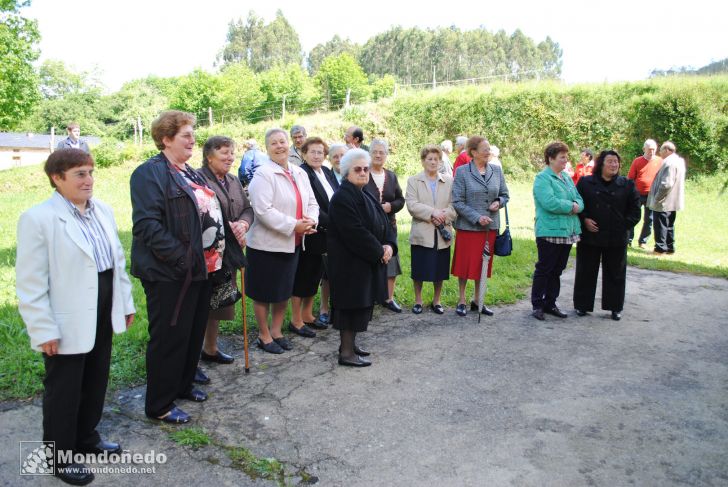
[1,154,726,400]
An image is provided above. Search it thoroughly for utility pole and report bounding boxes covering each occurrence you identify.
[50,127,55,152]
[432,64,436,89]
[282,95,287,120]
[208,107,213,126]
[345,88,351,107]
[137,115,143,146]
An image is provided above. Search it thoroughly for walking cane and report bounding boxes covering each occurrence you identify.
[240,269,250,374]
[477,229,492,324]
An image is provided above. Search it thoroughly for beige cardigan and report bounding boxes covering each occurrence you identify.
[405,171,457,248]
[247,160,319,253]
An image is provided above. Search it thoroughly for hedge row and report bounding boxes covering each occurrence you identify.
[376,76,728,178]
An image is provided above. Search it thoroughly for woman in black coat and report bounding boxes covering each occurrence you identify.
[328,149,398,367]
[290,137,340,335]
[574,150,641,321]
[364,139,405,312]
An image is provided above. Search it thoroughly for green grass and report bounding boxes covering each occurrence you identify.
[1,160,726,400]
[167,426,211,449]
[226,446,286,484]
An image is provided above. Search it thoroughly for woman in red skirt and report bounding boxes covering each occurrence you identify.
[451,136,510,317]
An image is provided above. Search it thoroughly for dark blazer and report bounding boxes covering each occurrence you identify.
[576,174,641,247]
[328,180,398,310]
[131,153,206,281]
[300,163,340,254]
[364,169,404,229]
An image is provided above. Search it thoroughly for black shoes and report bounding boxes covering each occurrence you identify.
[470,300,493,315]
[76,439,122,455]
[575,309,588,317]
[288,322,317,337]
[383,299,402,313]
[611,311,622,321]
[306,318,328,330]
[456,304,467,316]
[532,308,545,321]
[193,367,210,384]
[257,338,284,354]
[55,463,94,485]
[338,355,372,367]
[179,388,208,402]
[412,303,423,314]
[200,349,234,364]
[543,306,568,318]
[273,336,293,350]
[430,303,445,315]
[151,406,191,424]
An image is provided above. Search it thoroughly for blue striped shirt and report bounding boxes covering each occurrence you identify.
[61,194,114,272]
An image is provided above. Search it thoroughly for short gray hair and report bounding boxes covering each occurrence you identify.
[328,143,347,159]
[455,136,468,149]
[490,145,500,157]
[644,139,657,150]
[369,138,389,154]
[290,125,306,137]
[340,148,371,178]
[440,140,453,153]
[660,140,676,153]
[265,127,288,147]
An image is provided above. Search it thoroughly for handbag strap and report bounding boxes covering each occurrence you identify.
[502,203,509,229]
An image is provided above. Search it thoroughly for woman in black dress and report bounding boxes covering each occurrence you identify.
[328,149,398,367]
[291,137,340,332]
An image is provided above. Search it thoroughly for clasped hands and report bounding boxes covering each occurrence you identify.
[477,201,501,227]
[230,220,248,247]
[430,209,447,226]
[381,244,393,264]
[294,216,317,235]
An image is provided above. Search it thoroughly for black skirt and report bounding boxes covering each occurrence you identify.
[332,306,373,332]
[411,244,451,282]
[292,249,323,298]
[245,246,299,303]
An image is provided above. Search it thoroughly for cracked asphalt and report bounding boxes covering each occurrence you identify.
[2,266,727,486]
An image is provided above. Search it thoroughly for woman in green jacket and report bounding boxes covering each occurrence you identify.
[531,141,584,320]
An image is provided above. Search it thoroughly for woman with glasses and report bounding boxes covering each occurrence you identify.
[327,149,398,367]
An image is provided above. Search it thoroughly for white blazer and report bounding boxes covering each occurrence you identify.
[16,192,135,354]
[247,160,319,253]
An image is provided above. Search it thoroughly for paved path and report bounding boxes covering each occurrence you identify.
[2,267,727,486]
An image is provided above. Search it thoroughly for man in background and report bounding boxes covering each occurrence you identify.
[56,122,90,153]
[238,139,267,186]
[452,135,470,173]
[647,141,685,255]
[288,125,307,166]
[627,139,663,248]
[344,126,369,151]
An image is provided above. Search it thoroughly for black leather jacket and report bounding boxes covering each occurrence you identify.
[130,153,209,281]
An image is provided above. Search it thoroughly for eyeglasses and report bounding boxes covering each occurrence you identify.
[352,166,370,173]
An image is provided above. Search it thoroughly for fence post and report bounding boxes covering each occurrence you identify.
[133,121,138,146]
[208,107,213,126]
[282,95,287,120]
[345,88,351,107]
[137,115,143,146]
[432,64,436,89]
[50,126,55,152]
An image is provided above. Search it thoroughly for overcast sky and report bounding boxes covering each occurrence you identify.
[24,0,727,92]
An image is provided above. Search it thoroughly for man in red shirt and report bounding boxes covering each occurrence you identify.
[627,139,663,247]
[572,149,594,185]
[452,135,470,173]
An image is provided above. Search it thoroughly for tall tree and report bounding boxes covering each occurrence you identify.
[315,53,369,108]
[308,35,360,74]
[220,9,302,72]
[0,0,40,130]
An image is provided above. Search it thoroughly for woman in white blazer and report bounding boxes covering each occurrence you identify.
[16,149,135,484]
[246,128,319,354]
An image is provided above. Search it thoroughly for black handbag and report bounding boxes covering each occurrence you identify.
[208,267,242,310]
[494,204,512,257]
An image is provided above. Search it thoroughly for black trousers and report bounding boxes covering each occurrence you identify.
[531,239,572,310]
[573,243,628,312]
[142,279,211,418]
[42,270,113,457]
[653,211,677,252]
[628,195,653,245]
